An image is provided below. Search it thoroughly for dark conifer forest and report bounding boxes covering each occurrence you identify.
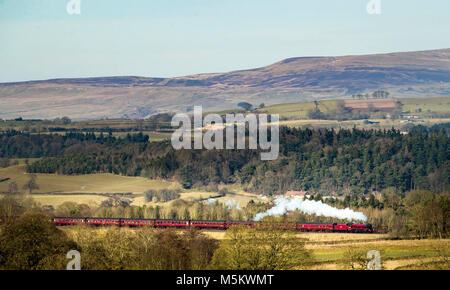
[1,126,448,196]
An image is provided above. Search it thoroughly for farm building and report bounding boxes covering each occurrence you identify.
[284,190,308,199]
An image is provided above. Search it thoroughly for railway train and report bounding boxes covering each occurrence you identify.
[51,217,375,233]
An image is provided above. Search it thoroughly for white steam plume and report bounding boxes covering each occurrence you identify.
[226,199,242,210]
[254,196,367,222]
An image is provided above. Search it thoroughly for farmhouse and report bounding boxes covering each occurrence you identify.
[284,190,308,199]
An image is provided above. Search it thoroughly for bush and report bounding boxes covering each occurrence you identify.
[210,225,311,270]
[219,188,230,196]
[145,189,181,203]
[0,158,10,168]
[0,212,79,270]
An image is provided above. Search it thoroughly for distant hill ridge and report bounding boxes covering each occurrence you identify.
[1,49,449,120]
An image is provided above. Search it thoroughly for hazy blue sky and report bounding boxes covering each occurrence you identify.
[1,0,449,82]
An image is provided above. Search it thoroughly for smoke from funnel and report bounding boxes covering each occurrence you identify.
[253,196,367,222]
[226,199,242,210]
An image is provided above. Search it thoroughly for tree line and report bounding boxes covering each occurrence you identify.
[1,126,448,197]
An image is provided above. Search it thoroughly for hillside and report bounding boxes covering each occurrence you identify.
[257,96,450,120]
[0,49,449,120]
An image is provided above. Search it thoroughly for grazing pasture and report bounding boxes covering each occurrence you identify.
[201,230,449,270]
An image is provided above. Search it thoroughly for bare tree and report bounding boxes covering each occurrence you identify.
[8,182,18,194]
[22,174,39,194]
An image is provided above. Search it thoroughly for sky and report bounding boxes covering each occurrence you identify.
[0,0,449,83]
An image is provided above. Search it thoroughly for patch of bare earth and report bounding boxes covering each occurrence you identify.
[344,99,397,111]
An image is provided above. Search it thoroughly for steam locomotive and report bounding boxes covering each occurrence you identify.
[51,217,374,233]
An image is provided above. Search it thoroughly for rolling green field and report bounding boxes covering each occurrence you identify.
[401,96,450,115]
[256,96,450,120]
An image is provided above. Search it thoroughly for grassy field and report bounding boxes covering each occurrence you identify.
[0,165,177,195]
[0,118,172,130]
[212,191,263,207]
[132,190,220,206]
[256,96,450,122]
[0,163,261,208]
[256,99,338,119]
[279,117,450,129]
[30,130,173,142]
[401,96,450,116]
[111,185,263,207]
[0,163,181,207]
[308,237,449,270]
[200,230,449,270]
